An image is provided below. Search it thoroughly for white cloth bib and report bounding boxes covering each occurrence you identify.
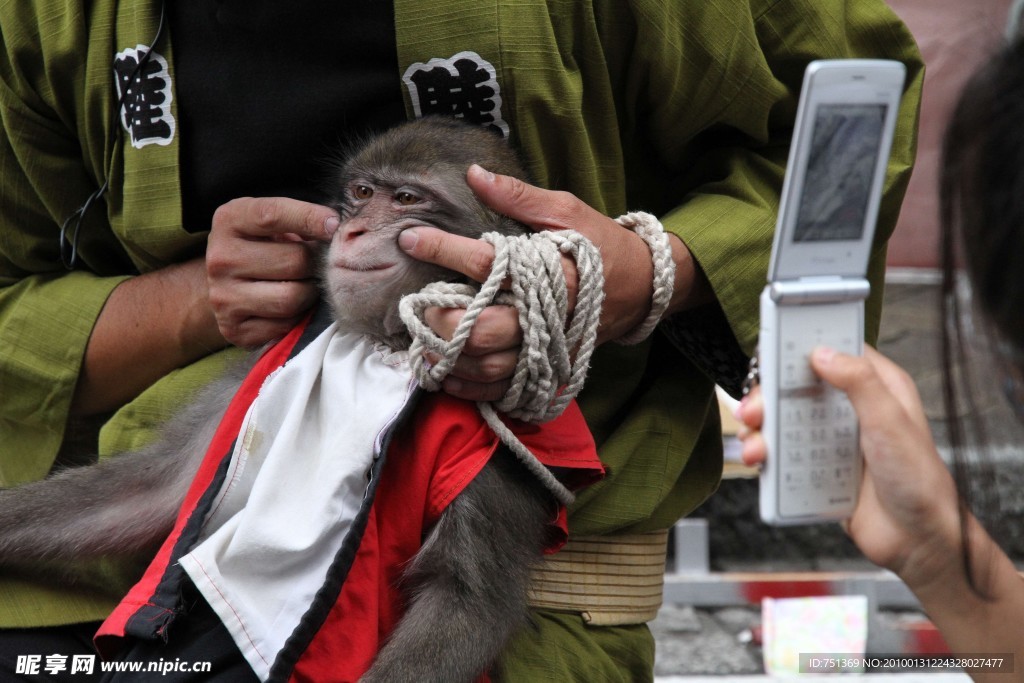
[179,324,417,681]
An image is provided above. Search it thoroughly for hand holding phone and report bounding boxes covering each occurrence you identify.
[758,59,905,525]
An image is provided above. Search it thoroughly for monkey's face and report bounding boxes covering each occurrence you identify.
[319,117,529,347]
[321,172,503,344]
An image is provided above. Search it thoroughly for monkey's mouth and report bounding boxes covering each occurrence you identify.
[332,261,396,273]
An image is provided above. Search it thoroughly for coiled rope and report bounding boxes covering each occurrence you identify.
[399,212,674,505]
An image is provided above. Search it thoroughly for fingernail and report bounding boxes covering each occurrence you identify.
[469,164,495,183]
[325,215,340,237]
[398,228,419,253]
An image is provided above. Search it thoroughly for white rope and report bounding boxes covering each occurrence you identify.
[400,230,602,505]
[398,212,674,505]
[614,212,676,345]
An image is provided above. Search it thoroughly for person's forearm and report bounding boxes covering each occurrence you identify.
[664,233,714,316]
[904,515,1024,682]
[70,258,228,415]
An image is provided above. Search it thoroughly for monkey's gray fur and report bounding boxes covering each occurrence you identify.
[0,117,557,682]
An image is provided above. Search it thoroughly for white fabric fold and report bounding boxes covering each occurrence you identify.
[179,324,417,681]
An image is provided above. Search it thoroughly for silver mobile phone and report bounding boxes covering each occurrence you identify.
[758,59,905,525]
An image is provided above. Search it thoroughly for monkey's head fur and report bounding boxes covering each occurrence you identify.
[321,117,529,347]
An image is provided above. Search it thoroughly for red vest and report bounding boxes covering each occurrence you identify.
[96,312,603,682]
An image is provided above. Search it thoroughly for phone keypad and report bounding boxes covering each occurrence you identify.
[775,304,860,517]
[779,391,857,493]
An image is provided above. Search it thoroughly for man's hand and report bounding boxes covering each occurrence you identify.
[397,164,712,401]
[207,197,338,347]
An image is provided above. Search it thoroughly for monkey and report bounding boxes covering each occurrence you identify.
[0,117,591,682]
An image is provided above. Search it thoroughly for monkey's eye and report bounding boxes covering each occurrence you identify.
[353,185,374,200]
[395,191,420,206]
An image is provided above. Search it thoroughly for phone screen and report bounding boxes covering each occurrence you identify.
[792,104,887,243]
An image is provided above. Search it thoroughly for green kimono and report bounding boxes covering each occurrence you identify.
[0,0,921,678]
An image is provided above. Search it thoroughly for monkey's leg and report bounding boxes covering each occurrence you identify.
[0,373,239,575]
[360,449,552,683]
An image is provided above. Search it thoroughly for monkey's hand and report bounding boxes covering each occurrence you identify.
[207,197,338,348]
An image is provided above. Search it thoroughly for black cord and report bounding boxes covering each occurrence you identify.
[59,2,167,270]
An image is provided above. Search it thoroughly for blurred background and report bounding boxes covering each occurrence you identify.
[654,2,1024,678]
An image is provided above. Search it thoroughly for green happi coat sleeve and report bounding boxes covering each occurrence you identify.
[0,4,127,486]
[628,0,922,352]
[0,2,210,484]
[0,1,241,625]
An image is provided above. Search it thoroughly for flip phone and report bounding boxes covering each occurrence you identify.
[758,59,905,525]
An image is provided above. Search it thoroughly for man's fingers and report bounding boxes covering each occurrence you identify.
[209,279,319,347]
[213,197,339,242]
[439,375,514,403]
[228,280,321,319]
[418,306,521,401]
[222,315,309,349]
[207,236,318,282]
[423,305,522,355]
[425,348,520,385]
[466,164,581,230]
[399,226,500,284]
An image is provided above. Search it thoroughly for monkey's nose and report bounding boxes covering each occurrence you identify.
[339,224,369,242]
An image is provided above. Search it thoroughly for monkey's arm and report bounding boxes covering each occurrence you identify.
[360,450,550,683]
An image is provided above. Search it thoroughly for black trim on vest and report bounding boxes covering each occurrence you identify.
[123,449,236,641]
[267,387,423,681]
[124,304,335,642]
